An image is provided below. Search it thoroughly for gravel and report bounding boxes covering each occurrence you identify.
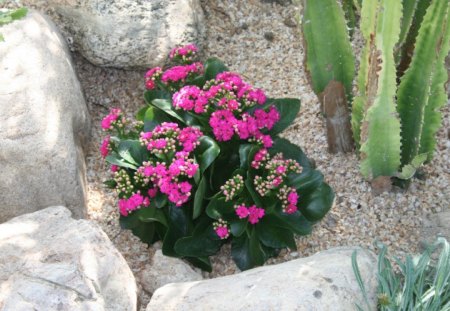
[4,0,450,309]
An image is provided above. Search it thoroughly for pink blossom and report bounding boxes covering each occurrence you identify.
[161,63,203,83]
[101,108,121,130]
[287,190,299,205]
[173,85,202,111]
[216,72,245,90]
[285,204,298,214]
[148,188,157,198]
[179,127,203,152]
[118,193,149,216]
[100,136,110,158]
[111,165,119,172]
[209,110,237,141]
[179,182,192,194]
[276,166,287,175]
[248,205,265,224]
[236,205,250,219]
[169,44,198,59]
[272,176,283,187]
[145,67,162,90]
[215,225,230,239]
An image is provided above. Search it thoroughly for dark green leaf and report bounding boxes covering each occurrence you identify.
[270,137,312,169]
[204,57,229,81]
[143,106,172,131]
[196,136,220,174]
[185,256,212,272]
[105,154,138,170]
[300,183,334,222]
[193,177,207,219]
[239,144,260,170]
[103,179,117,189]
[231,228,265,271]
[230,219,247,237]
[144,90,171,103]
[205,196,235,220]
[287,170,324,195]
[150,99,185,123]
[174,224,222,257]
[267,98,301,136]
[154,192,168,208]
[10,7,28,20]
[255,217,296,249]
[245,171,263,207]
[118,140,147,165]
[138,208,168,227]
[273,209,313,236]
[162,205,193,257]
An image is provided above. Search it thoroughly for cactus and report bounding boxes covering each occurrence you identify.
[397,0,450,165]
[357,0,403,179]
[301,0,355,101]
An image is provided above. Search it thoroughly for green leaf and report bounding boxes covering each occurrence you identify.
[300,183,334,222]
[162,205,193,257]
[270,137,312,169]
[268,98,301,136]
[137,207,168,227]
[185,256,212,272]
[143,106,172,131]
[273,209,313,236]
[205,196,235,220]
[195,136,220,174]
[105,154,138,170]
[231,228,265,271]
[119,212,157,245]
[150,99,185,123]
[230,219,247,237]
[301,0,355,100]
[118,140,147,166]
[154,192,168,208]
[174,224,222,257]
[10,7,28,20]
[396,153,428,180]
[245,171,263,207]
[103,179,117,189]
[143,90,171,103]
[204,57,229,81]
[255,217,296,250]
[287,169,324,195]
[239,144,259,170]
[193,177,207,219]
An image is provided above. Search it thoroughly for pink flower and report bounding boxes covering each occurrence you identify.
[145,67,162,90]
[162,63,203,83]
[179,181,192,194]
[236,205,250,219]
[276,166,286,175]
[118,193,150,216]
[111,165,119,172]
[287,190,299,205]
[272,176,283,187]
[248,205,265,224]
[209,110,237,141]
[215,226,230,239]
[285,204,298,214]
[173,85,201,111]
[179,127,203,152]
[101,108,121,130]
[251,148,268,169]
[100,136,110,158]
[169,44,198,59]
[216,72,245,90]
[148,188,157,198]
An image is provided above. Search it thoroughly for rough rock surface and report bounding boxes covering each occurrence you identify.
[422,209,450,246]
[147,247,378,311]
[138,250,203,295]
[0,10,90,222]
[0,206,137,310]
[38,0,205,68]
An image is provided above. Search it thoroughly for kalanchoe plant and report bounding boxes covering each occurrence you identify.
[100,44,334,271]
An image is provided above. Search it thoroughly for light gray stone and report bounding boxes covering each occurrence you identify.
[0,206,137,310]
[0,11,90,222]
[421,210,450,246]
[139,250,202,294]
[147,247,378,311]
[41,0,204,69]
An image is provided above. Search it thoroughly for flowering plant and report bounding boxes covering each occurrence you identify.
[101,45,334,271]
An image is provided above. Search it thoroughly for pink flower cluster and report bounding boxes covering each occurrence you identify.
[139,122,202,155]
[101,108,122,130]
[145,67,162,90]
[161,63,203,84]
[119,192,150,216]
[100,136,111,158]
[235,204,265,224]
[169,44,198,61]
[213,219,230,239]
[277,186,299,214]
[173,85,208,114]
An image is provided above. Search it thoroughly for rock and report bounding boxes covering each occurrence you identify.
[41,0,204,69]
[0,206,137,310]
[139,250,202,294]
[147,247,378,311]
[421,210,450,246]
[0,11,90,222]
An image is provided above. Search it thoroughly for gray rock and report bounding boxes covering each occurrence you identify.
[421,210,450,246]
[139,250,203,294]
[42,0,204,69]
[147,247,378,311]
[0,206,137,310]
[0,11,90,222]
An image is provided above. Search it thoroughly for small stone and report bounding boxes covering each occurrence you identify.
[240,22,249,30]
[264,31,275,41]
[283,17,297,28]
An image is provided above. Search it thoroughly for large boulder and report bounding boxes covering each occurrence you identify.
[0,206,137,310]
[0,10,90,222]
[138,250,203,295]
[147,247,378,311]
[39,0,205,69]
